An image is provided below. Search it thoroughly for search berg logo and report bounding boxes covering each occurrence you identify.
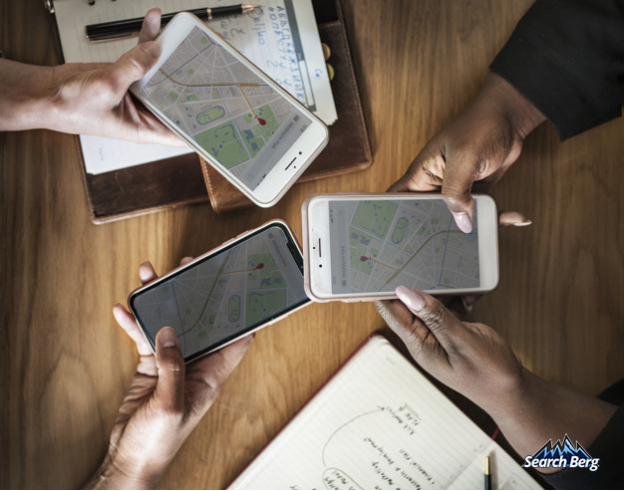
[523,435,599,472]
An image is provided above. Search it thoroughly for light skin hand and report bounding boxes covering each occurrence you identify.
[84,258,253,490]
[390,73,546,233]
[376,287,616,473]
[0,9,183,146]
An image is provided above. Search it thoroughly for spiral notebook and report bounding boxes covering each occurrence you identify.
[229,336,542,490]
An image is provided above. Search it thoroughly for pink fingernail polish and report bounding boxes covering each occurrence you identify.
[396,286,425,312]
[452,212,473,233]
[513,220,532,227]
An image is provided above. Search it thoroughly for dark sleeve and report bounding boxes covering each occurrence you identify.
[490,0,624,141]
[539,385,624,489]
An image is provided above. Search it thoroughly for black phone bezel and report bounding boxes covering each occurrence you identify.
[129,221,308,362]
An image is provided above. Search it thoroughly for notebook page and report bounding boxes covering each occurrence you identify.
[53,0,336,174]
[229,337,542,490]
[449,443,541,489]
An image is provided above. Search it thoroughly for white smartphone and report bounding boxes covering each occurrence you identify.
[302,193,499,302]
[130,13,329,208]
[128,220,310,362]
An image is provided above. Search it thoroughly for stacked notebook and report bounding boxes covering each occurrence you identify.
[47,0,371,222]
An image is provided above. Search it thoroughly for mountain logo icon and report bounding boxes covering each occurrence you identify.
[523,435,600,472]
[533,436,590,463]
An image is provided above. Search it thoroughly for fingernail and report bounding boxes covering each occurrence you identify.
[513,220,532,227]
[452,212,473,233]
[141,41,160,59]
[396,286,425,312]
[461,296,474,313]
[158,327,178,348]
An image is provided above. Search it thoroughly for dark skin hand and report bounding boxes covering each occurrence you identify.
[84,259,253,490]
[377,287,617,474]
[389,72,546,233]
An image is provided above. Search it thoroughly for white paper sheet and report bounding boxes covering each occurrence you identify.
[53,0,336,174]
[229,337,542,490]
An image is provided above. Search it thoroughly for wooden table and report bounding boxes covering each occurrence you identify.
[2,0,624,488]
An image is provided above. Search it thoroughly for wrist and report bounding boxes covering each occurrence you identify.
[84,450,169,490]
[478,367,538,422]
[0,59,59,132]
[483,72,546,141]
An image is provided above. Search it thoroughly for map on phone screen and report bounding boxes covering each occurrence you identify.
[132,226,308,359]
[328,200,480,294]
[137,26,311,191]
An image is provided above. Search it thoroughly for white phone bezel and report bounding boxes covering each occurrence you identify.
[130,13,329,208]
[304,193,499,301]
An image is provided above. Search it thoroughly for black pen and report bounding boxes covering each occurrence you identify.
[485,455,492,490]
[85,4,260,42]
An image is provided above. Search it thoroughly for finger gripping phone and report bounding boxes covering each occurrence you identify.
[131,13,328,208]
[129,220,310,362]
[302,193,499,302]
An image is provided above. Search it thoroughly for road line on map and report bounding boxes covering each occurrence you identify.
[179,255,230,336]
[382,230,466,287]
[157,68,267,125]
[157,68,261,89]
[360,256,398,271]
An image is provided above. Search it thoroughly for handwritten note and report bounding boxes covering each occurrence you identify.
[53,0,336,174]
[229,337,542,490]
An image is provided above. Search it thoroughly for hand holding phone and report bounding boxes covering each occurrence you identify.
[129,221,309,362]
[130,13,328,207]
[302,193,499,302]
[87,258,252,490]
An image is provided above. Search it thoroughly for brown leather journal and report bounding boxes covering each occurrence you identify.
[202,12,372,212]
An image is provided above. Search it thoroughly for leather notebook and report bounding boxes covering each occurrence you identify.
[202,2,372,213]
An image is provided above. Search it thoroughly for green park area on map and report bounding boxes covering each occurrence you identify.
[243,251,287,325]
[196,121,248,168]
[194,104,279,168]
[349,227,374,275]
[245,290,287,325]
[247,252,285,289]
[228,294,241,322]
[242,105,279,157]
[351,201,398,239]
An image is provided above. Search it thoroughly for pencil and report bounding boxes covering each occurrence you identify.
[485,455,492,490]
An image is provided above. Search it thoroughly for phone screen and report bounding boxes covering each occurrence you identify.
[131,224,308,360]
[328,199,480,294]
[136,26,311,192]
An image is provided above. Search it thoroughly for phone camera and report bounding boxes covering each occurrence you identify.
[319,264,323,268]
[299,151,302,155]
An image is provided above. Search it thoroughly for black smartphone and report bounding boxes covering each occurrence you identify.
[129,220,309,362]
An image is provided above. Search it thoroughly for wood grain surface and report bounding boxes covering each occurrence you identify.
[2,0,623,488]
